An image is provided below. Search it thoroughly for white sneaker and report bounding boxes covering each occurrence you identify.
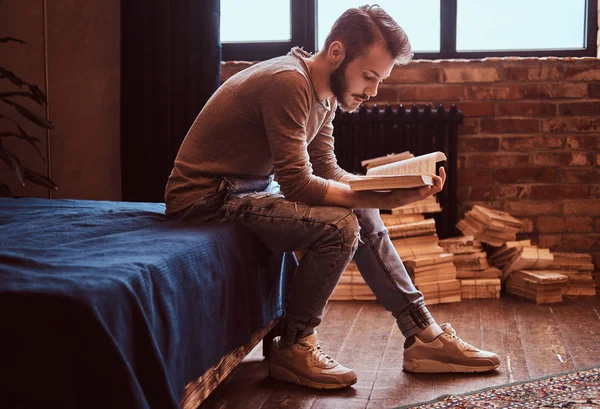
[403,323,500,373]
[268,331,357,389]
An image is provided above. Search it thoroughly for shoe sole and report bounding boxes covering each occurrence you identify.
[403,359,499,373]
[269,364,357,390]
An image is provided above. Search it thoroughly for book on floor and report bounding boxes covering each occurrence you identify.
[349,151,447,192]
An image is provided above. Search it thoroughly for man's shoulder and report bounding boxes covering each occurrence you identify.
[247,55,310,88]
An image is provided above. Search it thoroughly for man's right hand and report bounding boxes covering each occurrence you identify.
[323,166,446,210]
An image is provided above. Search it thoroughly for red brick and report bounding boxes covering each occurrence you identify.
[460,118,479,135]
[504,66,529,81]
[481,118,540,134]
[529,184,593,199]
[537,216,566,233]
[565,217,594,233]
[496,101,556,117]
[467,185,528,200]
[556,234,600,250]
[370,86,399,104]
[457,136,499,153]
[495,167,557,183]
[442,67,501,83]
[563,200,600,215]
[559,101,600,116]
[388,66,441,83]
[505,200,561,216]
[597,153,600,166]
[501,135,564,151]
[457,186,470,201]
[589,83,600,98]
[397,85,463,101]
[504,62,574,81]
[457,169,494,185]
[463,85,522,100]
[536,234,561,249]
[462,153,529,169]
[456,102,495,117]
[559,168,600,183]
[523,84,588,99]
[566,135,600,149]
[596,219,600,232]
[531,152,593,166]
[563,66,600,81]
[543,117,600,133]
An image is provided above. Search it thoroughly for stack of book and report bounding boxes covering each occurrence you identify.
[488,240,532,269]
[501,246,554,282]
[547,252,596,296]
[390,195,442,216]
[330,261,377,301]
[456,205,523,247]
[439,235,502,299]
[387,218,460,306]
[505,270,568,304]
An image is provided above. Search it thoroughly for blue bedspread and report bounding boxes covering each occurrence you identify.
[0,198,296,409]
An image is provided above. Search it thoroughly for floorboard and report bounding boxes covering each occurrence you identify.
[199,294,600,409]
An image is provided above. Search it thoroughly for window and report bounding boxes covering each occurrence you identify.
[222,0,597,61]
[221,0,291,43]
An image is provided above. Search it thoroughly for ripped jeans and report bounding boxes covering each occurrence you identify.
[176,176,435,345]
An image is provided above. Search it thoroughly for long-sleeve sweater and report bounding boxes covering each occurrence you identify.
[164,47,350,216]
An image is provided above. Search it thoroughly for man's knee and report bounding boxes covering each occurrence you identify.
[326,208,360,252]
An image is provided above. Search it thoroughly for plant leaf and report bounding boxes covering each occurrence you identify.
[0,92,31,99]
[0,37,25,44]
[0,91,43,105]
[23,165,58,191]
[0,144,25,185]
[28,85,47,104]
[0,66,26,88]
[0,98,54,129]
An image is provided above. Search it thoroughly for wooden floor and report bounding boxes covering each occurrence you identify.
[199,295,600,409]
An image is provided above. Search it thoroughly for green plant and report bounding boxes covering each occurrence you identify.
[1,36,57,195]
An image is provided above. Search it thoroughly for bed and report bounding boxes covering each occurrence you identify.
[0,197,296,409]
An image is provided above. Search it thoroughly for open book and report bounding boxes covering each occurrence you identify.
[349,151,447,192]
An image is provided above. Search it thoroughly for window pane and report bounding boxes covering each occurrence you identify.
[457,0,586,51]
[221,0,291,43]
[317,1,440,53]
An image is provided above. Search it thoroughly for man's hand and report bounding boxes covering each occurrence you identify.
[378,166,446,208]
[323,167,447,209]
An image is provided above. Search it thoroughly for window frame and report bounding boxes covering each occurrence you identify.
[222,0,598,61]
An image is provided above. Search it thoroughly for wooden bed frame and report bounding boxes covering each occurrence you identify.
[180,318,280,408]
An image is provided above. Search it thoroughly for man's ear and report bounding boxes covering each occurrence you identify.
[327,41,346,69]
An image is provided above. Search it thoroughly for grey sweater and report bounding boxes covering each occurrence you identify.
[165,47,349,215]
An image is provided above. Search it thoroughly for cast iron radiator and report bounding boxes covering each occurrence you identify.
[332,104,462,239]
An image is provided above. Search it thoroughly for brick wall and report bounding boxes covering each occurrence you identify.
[221,57,600,269]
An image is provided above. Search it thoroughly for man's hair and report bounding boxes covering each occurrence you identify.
[322,4,413,65]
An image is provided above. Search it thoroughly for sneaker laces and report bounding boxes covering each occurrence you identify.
[440,323,477,350]
[445,332,477,351]
[305,342,336,365]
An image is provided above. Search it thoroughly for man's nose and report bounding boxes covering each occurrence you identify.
[366,83,379,98]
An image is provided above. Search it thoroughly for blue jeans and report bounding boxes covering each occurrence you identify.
[176,176,435,345]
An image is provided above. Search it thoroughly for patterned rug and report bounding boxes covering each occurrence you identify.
[397,366,600,408]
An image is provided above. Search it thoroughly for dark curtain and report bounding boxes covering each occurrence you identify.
[121,0,221,202]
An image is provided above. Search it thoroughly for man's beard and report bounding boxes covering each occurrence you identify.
[329,59,349,102]
[329,59,366,112]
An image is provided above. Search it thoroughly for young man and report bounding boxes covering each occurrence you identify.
[165,5,500,390]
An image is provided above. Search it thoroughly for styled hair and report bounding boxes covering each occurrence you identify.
[322,4,413,65]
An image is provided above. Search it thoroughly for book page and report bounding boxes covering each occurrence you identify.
[366,151,447,177]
